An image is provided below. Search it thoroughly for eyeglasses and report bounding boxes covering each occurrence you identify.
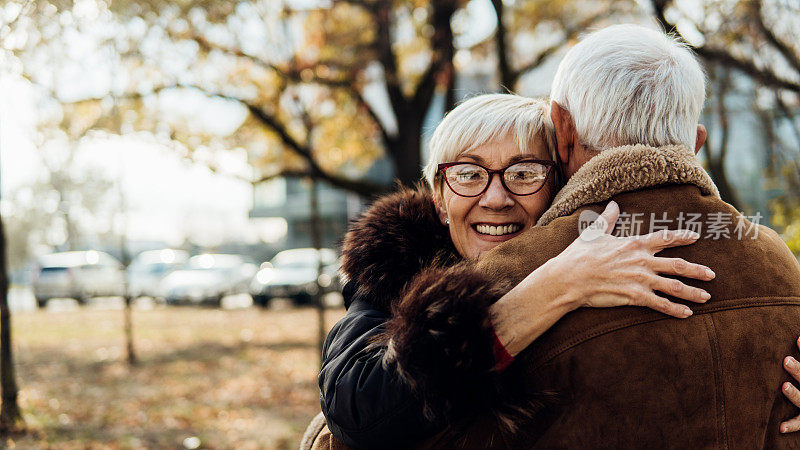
[437,159,556,197]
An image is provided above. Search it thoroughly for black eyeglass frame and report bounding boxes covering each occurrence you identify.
[437,159,557,197]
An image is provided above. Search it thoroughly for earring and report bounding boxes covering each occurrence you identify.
[445,218,450,225]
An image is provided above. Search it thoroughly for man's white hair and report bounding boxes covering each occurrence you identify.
[550,24,706,151]
[423,94,556,190]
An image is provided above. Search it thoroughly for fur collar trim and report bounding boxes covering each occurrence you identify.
[340,187,460,311]
[538,144,720,226]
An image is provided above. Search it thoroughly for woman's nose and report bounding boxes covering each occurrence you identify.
[478,174,514,210]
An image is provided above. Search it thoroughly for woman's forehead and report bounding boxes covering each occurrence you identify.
[455,134,551,164]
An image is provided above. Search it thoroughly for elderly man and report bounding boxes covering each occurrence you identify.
[412,24,800,448]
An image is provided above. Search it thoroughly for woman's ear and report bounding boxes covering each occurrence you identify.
[432,190,448,226]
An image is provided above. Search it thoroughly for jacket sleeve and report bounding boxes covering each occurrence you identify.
[384,263,517,424]
[319,284,446,448]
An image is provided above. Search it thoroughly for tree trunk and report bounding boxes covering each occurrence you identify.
[308,178,326,368]
[389,129,424,188]
[123,297,137,366]
[706,157,741,210]
[491,0,514,90]
[709,66,741,210]
[117,162,137,366]
[0,216,23,433]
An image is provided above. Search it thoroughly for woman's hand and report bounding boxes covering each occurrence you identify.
[491,200,715,357]
[780,337,800,433]
[549,200,716,318]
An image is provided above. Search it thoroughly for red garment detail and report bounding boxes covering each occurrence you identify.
[491,328,514,372]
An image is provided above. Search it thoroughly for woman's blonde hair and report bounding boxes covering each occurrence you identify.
[423,94,557,191]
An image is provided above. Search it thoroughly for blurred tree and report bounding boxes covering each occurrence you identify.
[0,0,27,434]
[491,0,626,91]
[653,0,800,94]
[701,64,741,209]
[6,0,630,196]
[652,0,800,210]
[0,216,21,434]
[758,97,800,255]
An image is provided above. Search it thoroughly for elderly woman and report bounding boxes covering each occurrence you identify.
[308,93,716,449]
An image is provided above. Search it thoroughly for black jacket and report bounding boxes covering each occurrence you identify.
[318,281,445,448]
[317,188,520,448]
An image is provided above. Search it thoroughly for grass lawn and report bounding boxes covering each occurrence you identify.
[3,303,345,449]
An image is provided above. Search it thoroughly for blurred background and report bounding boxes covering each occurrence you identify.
[0,0,798,448]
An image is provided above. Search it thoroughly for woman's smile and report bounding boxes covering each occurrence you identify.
[471,222,525,241]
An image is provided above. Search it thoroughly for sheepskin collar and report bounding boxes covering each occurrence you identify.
[537,144,720,226]
[340,187,460,311]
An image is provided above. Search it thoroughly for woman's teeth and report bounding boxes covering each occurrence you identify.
[475,224,521,236]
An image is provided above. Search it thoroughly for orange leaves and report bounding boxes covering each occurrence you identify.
[12,306,346,448]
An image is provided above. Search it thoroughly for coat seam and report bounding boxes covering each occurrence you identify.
[528,297,800,370]
[704,314,729,450]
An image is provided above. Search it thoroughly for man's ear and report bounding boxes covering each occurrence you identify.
[695,124,707,155]
[550,101,574,167]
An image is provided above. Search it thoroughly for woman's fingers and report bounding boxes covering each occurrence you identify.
[781,414,800,433]
[641,229,701,252]
[596,201,620,235]
[651,257,715,281]
[584,200,619,234]
[784,381,800,408]
[633,292,692,318]
[651,275,711,303]
[781,355,800,433]
[579,202,620,242]
[785,356,800,384]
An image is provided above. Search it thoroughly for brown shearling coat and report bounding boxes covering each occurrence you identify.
[426,145,800,448]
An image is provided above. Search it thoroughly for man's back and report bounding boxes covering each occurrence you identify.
[463,148,800,449]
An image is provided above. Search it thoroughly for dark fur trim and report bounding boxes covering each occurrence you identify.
[383,263,513,421]
[340,186,460,311]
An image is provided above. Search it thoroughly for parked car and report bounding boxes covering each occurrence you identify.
[250,248,341,307]
[127,249,189,299]
[33,251,125,307]
[159,254,257,306]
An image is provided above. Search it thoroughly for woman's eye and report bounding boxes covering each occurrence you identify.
[508,170,541,181]
[455,171,481,181]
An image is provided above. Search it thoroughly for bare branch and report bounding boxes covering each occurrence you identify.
[181,30,393,143]
[253,168,315,184]
[56,83,386,196]
[351,88,392,145]
[754,1,800,76]
[511,43,561,85]
[716,67,731,161]
[511,11,606,85]
[183,32,353,88]
[652,0,800,93]
[774,91,800,153]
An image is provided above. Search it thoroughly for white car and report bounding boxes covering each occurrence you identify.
[33,251,125,307]
[159,254,257,306]
[249,248,341,307]
[127,249,189,299]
